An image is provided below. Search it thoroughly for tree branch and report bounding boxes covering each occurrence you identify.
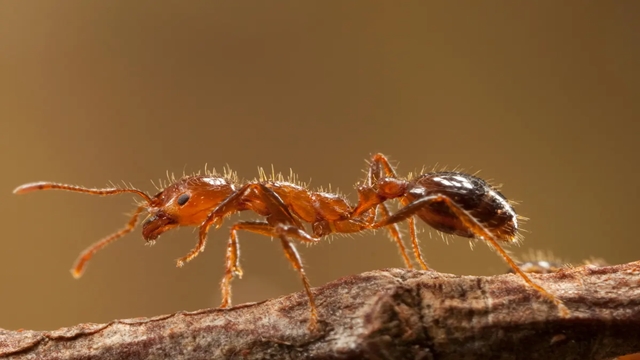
[1,261,639,359]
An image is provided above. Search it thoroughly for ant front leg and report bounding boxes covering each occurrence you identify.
[176,183,258,267]
[373,193,568,315]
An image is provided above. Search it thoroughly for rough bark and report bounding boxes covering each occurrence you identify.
[1,261,639,360]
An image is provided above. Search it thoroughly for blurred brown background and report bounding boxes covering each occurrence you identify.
[1,2,638,331]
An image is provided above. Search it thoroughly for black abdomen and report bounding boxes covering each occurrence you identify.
[408,172,518,242]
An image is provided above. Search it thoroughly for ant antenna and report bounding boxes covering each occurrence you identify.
[13,181,153,204]
[13,181,152,278]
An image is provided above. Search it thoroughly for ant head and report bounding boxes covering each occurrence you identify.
[142,176,235,240]
[13,175,236,242]
[142,180,191,240]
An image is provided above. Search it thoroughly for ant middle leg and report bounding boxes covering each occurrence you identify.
[277,233,318,330]
[218,220,321,329]
[373,194,567,314]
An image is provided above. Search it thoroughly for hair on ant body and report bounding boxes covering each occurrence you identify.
[13,165,408,330]
[13,153,568,329]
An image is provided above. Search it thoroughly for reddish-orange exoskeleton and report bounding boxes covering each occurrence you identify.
[13,153,567,329]
[13,166,410,329]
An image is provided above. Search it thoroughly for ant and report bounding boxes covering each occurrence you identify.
[351,153,567,315]
[13,167,409,330]
[13,153,568,328]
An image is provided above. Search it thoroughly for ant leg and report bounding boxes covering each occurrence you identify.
[255,183,305,228]
[354,153,425,269]
[179,181,307,267]
[176,183,263,267]
[374,194,567,315]
[276,230,318,330]
[351,153,397,217]
[216,220,320,329]
[370,153,400,179]
[176,225,211,267]
[219,221,267,309]
[258,221,322,326]
[405,216,427,270]
[375,204,414,269]
[341,199,413,270]
[369,153,429,270]
[71,206,145,278]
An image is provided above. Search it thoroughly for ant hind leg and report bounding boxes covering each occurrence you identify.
[405,216,428,270]
[373,194,568,315]
[375,203,414,269]
[367,153,429,269]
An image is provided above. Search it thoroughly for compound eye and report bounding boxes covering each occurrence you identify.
[177,193,190,206]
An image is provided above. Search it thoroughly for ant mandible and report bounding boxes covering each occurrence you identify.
[13,167,409,330]
[353,153,567,315]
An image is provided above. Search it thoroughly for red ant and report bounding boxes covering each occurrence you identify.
[351,153,567,314]
[13,167,410,330]
[13,153,567,329]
